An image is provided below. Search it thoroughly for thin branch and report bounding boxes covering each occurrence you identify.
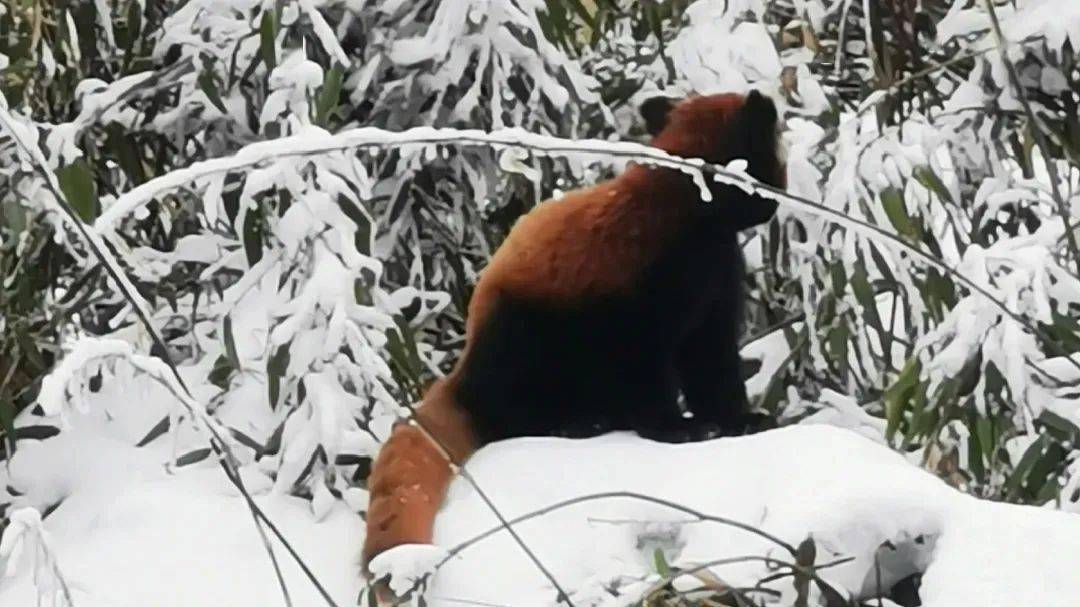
[741,315,804,348]
[79,125,1080,378]
[650,554,855,601]
[392,489,806,605]
[982,0,1080,275]
[436,491,798,566]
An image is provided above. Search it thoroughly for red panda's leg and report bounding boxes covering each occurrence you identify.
[675,304,764,436]
[361,378,478,572]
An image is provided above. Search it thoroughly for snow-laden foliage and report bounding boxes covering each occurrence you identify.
[774,0,1080,507]
[3,0,1080,603]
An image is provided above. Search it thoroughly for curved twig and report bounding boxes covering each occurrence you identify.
[437,490,799,565]
[75,124,1080,378]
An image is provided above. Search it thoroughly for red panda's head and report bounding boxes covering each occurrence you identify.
[641,91,787,191]
[640,91,787,228]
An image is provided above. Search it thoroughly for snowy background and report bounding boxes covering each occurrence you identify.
[2,0,1080,605]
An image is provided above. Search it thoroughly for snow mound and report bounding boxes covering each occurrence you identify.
[2,425,1079,606]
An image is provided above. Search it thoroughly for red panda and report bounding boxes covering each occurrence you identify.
[363,90,786,573]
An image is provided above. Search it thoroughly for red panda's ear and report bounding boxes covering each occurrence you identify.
[640,96,676,136]
[741,90,779,131]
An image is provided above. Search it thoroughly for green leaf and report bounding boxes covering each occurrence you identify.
[315,65,345,126]
[884,357,920,441]
[913,166,953,204]
[974,414,995,464]
[1044,311,1080,351]
[223,315,241,371]
[385,322,426,397]
[56,159,99,221]
[230,428,264,456]
[105,124,147,184]
[828,260,847,294]
[541,0,573,53]
[902,383,927,446]
[136,415,171,447]
[920,378,957,440]
[923,269,956,322]
[757,362,787,415]
[208,354,235,390]
[198,70,229,115]
[175,447,213,467]
[267,343,290,409]
[59,266,103,305]
[1003,434,1046,498]
[867,242,897,285]
[259,11,277,70]
[338,196,373,255]
[653,548,671,577]
[1003,434,1061,501]
[14,326,45,370]
[880,187,914,237]
[1037,409,1080,444]
[563,0,596,27]
[827,323,849,376]
[1025,440,1066,501]
[850,265,883,332]
[14,425,60,441]
[125,0,143,42]
[0,394,16,455]
[241,206,264,266]
[967,414,987,484]
[2,193,28,236]
[263,419,286,457]
[222,173,243,225]
[646,2,664,50]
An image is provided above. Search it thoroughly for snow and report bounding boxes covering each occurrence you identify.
[4,418,1080,606]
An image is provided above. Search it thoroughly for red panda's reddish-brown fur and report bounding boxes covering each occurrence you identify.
[362,379,474,563]
[362,91,786,574]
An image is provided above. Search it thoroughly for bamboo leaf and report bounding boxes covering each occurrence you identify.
[259,11,277,70]
[175,447,213,467]
[653,548,671,577]
[850,265,883,332]
[880,187,914,237]
[885,357,920,441]
[136,415,171,447]
[315,65,345,126]
[223,315,241,371]
[242,206,264,266]
[562,0,596,28]
[56,159,99,221]
[198,70,229,114]
[914,166,953,204]
[0,394,16,455]
[267,343,290,409]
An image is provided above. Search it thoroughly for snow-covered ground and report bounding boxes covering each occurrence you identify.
[2,406,1080,606]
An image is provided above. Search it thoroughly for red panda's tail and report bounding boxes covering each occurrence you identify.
[361,378,478,573]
